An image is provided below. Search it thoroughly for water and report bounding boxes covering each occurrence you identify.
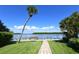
[13,34,64,41]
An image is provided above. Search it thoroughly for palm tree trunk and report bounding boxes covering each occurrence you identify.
[18,16,31,43]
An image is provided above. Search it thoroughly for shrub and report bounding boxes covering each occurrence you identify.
[62,37,69,43]
[69,38,79,44]
[0,32,13,47]
[68,38,79,51]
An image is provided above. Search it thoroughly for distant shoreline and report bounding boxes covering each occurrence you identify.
[14,32,63,34]
[14,32,63,35]
[33,32,63,34]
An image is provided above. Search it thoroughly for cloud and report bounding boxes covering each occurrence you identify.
[10,25,61,33]
[14,25,54,30]
[41,26,54,30]
[14,25,39,30]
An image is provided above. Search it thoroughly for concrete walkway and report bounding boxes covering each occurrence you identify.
[38,40,52,54]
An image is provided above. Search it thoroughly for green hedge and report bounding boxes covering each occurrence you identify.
[69,38,79,44]
[68,38,79,51]
[0,32,13,47]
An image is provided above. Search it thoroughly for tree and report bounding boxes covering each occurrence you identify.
[18,6,38,43]
[0,20,9,32]
[60,11,79,42]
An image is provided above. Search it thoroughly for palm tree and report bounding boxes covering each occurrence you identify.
[18,6,38,43]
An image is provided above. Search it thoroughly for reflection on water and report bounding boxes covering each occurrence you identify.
[13,34,64,41]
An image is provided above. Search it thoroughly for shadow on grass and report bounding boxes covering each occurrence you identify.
[67,43,79,53]
[0,41,16,48]
[54,40,79,53]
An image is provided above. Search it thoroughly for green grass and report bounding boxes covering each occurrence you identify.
[48,40,78,54]
[0,41,42,54]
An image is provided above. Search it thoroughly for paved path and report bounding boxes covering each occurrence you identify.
[38,40,52,54]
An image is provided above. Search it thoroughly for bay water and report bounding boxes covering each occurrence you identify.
[13,34,64,41]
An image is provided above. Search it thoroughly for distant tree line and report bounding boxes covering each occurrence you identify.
[33,32,63,34]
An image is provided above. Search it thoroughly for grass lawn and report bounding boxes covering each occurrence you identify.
[0,41,42,54]
[48,40,78,54]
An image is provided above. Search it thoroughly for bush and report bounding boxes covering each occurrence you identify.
[68,38,79,51]
[69,38,79,45]
[0,32,13,47]
[62,37,69,43]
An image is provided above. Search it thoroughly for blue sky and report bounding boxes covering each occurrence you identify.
[0,5,79,33]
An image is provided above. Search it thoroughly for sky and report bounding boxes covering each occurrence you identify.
[0,5,79,33]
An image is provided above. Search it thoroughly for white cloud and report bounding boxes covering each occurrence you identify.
[41,26,54,30]
[14,25,54,30]
[14,25,39,30]
[10,25,61,33]
[30,26,39,30]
